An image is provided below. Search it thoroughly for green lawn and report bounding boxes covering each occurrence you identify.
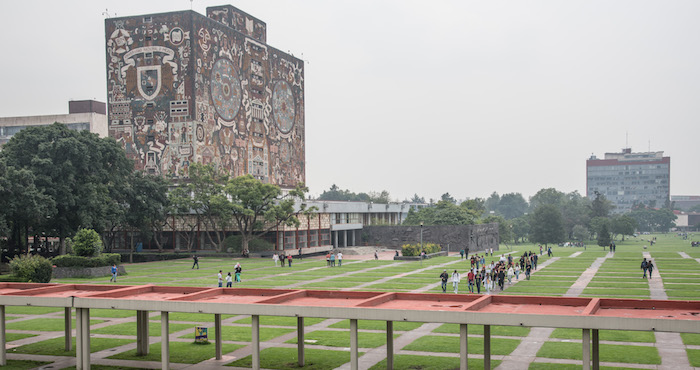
[403,335,520,355]
[179,325,294,342]
[108,341,243,364]
[7,318,104,331]
[550,328,655,343]
[227,347,352,369]
[370,354,501,370]
[537,342,661,364]
[433,324,531,337]
[11,337,134,356]
[286,330,399,348]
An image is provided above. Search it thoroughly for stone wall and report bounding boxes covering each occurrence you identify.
[52,265,126,279]
[364,223,499,253]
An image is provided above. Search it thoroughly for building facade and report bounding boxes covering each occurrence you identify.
[105,5,305,187]
[586,148,670,213]
[0,100,107,148]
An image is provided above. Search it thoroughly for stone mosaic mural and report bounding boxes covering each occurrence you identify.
[105,6,305,187]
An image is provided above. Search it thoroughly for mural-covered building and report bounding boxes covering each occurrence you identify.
[105,5,305,188]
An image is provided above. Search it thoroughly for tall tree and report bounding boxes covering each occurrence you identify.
[597,222,611,247]
[482,214,512,244]
[561,191,591,239]
[590,191,613,218]
[529,204,566,247]
[610,215,637,241]
[497,193,528,219]
[460,198,486,218]
[0,123,133,254]
[124,171,171,251]
[529,188,566,211]
[485,192,500,213]
[511,216,531,243]
[223,174,314,254]
[409,194,425,203]
[441,192,456,204]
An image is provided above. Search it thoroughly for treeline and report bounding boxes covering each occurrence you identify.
[0,123,309,258]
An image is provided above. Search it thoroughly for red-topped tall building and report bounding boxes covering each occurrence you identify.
[105,5,305,188]
[586,148,670,213]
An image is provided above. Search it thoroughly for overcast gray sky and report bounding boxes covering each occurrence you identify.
[1,1,698,202]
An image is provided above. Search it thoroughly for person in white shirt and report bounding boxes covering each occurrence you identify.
[225,272,233,287]
[273,253,279,267]
[337,252,343,267]
[451,270,461,294]
[217,270,223,287]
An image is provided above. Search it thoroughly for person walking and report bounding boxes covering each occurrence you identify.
[330,253,336,267]
[647,259,654,279]
[525,261,532,280]
[475,268,483,294]
[287,254,293,267]
[326,252,331,267]
[234,262,242,282]
[460,249,465,259]
[467,269,475,293]
[217,270,223,287]
[375,250,379,260]
[452,269,461,294]
[280,253,285,268]
[514,264,521,281]
[225,272,233,287]
[337,252,343,267]
[485,273,492,294]
[440,269,449,293]
[498,268,506,291]
[273,253,279,267]
[192,255,199,269]
[507,265,514,284]
[641,258,648,278]
[110,264,118,282]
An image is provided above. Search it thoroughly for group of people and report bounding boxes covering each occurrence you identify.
[326,251,343,267]
[440,250,546,294]
[272,253,293,267]
[217,263,242,287]
[640,258,655,279]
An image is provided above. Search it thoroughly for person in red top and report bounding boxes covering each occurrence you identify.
[467,270,475,293]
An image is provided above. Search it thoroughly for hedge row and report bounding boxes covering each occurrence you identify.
[52,253,121,267]
[401,242,442,257]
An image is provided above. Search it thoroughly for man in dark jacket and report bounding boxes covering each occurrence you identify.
[440,270,449,293]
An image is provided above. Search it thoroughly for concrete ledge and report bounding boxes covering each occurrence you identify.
[393,251,447,261]
[52,266,126,279]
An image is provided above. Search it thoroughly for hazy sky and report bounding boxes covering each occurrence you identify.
[1,1,698,202]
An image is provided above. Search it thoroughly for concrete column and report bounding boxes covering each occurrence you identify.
[352,230,356,246]
[0,305,6,366]
[350,319,358,370]
[344,230,348,247]
[334,231,338,248]
[215,314,222,360]
[161,311,169,370]
[297,317,305,366]
[76,308,84,370]
[252,315,260,370]
[582,328,591,370]
[80,308,90,369]
[484,325,491,370]
[460,324,468,370]
[387,321,394,370]
[136,310,149,355]
[592,329,599,370]
[65,307,72,351]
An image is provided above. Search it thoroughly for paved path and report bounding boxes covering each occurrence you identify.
[645,252,693,370]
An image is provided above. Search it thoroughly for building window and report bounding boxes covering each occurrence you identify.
[143,16,152,23]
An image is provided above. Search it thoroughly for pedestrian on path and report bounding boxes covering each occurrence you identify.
[226,272,233,287]
[475,268,483,294]
[192,255,199,269]
[507,265,514,284]
[235,262,242,282]
[647,260,654,279]
[460,249,465,259]
[110,264,118,282]
[273,253,279,267]
[440,269,449,293]
[217,270,223,287]
[375,250,379,260]
[485,273,492,294]
[514,264,520,280]
[641,258,648,278]
[287,254,293,267]
[280,253,286,268]
[330,253,336,267]
[498,268,505,290]
[525,262,531,280]
[326,252,331,267]
[452,270,460,294]
[337,252,343,267]
[467,269,475,293]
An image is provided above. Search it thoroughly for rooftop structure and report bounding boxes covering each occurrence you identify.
[0,100,107,148]
[586,148,670,213]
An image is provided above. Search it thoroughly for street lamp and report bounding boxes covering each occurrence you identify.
[420,222,424,266]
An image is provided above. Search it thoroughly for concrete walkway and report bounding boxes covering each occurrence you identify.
[645,252,693,370]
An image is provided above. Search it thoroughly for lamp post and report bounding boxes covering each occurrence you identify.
[420,222,424,266]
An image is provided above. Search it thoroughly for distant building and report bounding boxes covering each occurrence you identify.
[671,195,700,211]
[105,5,305,188]
[0,100,107,148]
[586,148,670,213]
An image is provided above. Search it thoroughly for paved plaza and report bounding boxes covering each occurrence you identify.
[3,234,700,369]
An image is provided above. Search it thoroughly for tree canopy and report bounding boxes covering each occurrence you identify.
[529,204,566,246]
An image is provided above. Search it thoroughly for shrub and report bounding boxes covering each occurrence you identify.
[223,235,275,253]
[9,254,53,283]
[52,253,121,268]
[71,229,103,257]
[401,242,442,257]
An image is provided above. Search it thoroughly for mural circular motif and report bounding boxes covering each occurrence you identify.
[280,141,291,163]
[272,80,295,134]
[210,59,242,121]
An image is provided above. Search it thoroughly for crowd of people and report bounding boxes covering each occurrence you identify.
[441,250,544,294]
